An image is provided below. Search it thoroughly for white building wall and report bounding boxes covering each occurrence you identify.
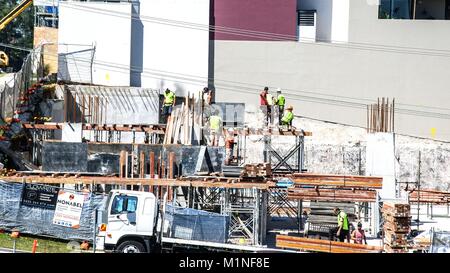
[139,0,210,96]
[214,1,450,141]
[58,2,132,86]
[331,0,350,42]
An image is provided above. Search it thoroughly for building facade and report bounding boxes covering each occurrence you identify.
[56,0,450,140]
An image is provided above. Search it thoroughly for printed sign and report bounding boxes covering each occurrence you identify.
[52,190,85,229]
[21,183,59,210]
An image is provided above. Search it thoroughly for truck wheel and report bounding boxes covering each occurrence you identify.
[116,240,146,253]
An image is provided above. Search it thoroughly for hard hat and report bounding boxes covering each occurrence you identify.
[277,88,281,92]
[227,128,234,133]
[287,105,293,110]
[165,88,170,92]
[264,87,269,91]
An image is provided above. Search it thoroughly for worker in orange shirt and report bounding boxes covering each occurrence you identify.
[224,128,236,165]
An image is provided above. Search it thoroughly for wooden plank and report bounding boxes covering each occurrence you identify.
[168,152,175,201]
[288,188,377,202]
[276,235,382,253]
[119,150,126,178]
[150,152,155,178]
[139,152,145,179]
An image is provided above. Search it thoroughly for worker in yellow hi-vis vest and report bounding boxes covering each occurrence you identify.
[208,110,222,146]
[333,207,350,243]
[162,88,176,123]
[281,105,294,130]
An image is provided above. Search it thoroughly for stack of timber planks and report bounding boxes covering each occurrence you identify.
[382,202,411,253]
[163,91,203,145]
[276,235,382,253]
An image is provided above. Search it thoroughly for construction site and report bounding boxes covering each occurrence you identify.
[1,0,450,255]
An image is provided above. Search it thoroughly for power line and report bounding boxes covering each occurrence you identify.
[62,2,450,58]
[30,45,450,119]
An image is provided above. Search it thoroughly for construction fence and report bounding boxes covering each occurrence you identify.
[0,47,44,120]
[0,180,106,241]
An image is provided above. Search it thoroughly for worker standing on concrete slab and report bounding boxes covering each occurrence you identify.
[162,88,176,123]
[333,207,350,243]
[224,128,235,165]
[260,87,270,126]
[281,105,294,130]
[275,88,285,125]
[208,110,222,146]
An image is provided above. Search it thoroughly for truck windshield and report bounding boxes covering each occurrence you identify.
[110,195,138,214]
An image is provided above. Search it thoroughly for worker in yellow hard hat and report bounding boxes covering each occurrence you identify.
[162,88,176,123]
[281,105,294,130]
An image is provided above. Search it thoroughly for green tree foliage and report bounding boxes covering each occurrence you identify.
[0,0,34,71]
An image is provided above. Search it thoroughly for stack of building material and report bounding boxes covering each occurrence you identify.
[163,91,203,145]
[382,202,411,253]
[305,201,356,238]
[408,188,450,204]
[276,235,382,253]
[240,163,271,178]
[286,174,382,202]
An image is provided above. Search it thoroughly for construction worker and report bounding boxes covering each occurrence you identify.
[333,207,350,243]
[281,105,294,129]
[162,88,176,123]
[224,128,235,165]
[351,222,367,245]
[202,87,212,105]
[260,87,270,126]
[275,88,285,125]
[208,110,222,146]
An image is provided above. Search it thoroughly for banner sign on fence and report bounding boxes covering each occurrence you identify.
[53,190,85,229]
[21,183,59,209]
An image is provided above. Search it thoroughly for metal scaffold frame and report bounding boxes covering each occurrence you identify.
[264,134,305,174]
[185,187,268,246]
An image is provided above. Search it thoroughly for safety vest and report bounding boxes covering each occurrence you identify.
[281,111,294,124]
[277,95,285,106]
[209,115,221,130]
[164,91,175,105]
[267,94,274,106]
[338,211,349,230]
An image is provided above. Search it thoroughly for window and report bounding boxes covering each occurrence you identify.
[110,195,138,215]
[379,0,449,20]
[379,0,412,19]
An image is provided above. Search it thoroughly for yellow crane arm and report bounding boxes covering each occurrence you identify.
[0,0,33,31]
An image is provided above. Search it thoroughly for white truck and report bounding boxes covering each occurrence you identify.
[95,189,286,253]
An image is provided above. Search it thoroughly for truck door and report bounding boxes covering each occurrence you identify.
[107,194,139,237]
[136,196,157,233]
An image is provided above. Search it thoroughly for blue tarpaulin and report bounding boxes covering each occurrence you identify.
[165,205,230,243]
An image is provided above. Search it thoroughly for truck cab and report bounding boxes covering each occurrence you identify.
[96,190,159,253]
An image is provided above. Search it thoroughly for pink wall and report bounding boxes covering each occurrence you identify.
[212,0,298,41]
